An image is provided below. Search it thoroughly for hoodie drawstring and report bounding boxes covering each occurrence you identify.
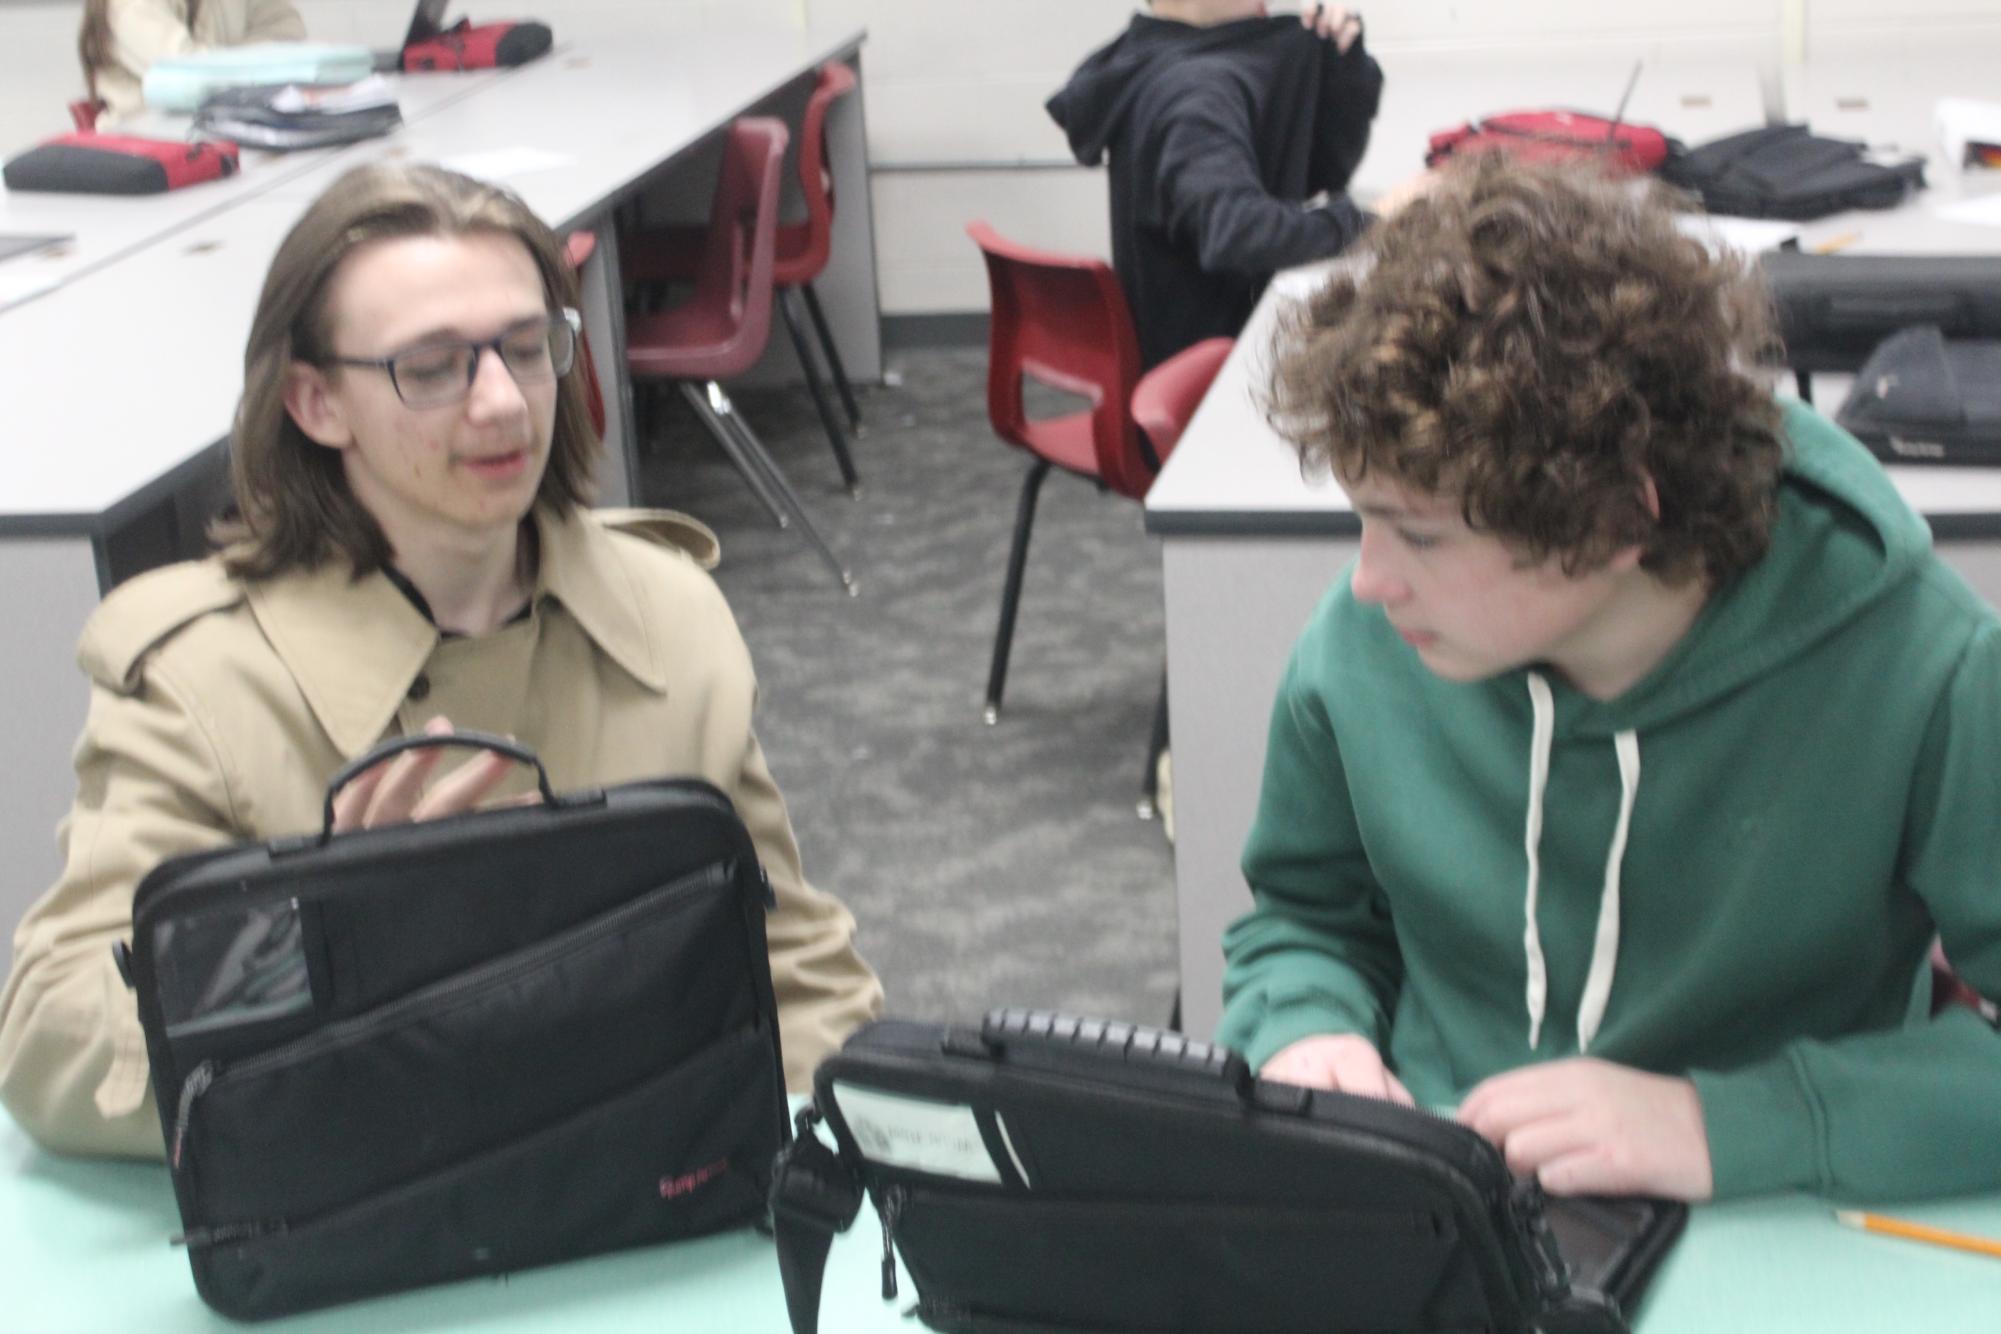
[1521,672,1641,1054]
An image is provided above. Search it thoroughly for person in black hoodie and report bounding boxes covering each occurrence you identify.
[1049,3,1412,369]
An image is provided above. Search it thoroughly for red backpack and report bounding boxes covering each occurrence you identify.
[2,132,238,195]
[1426,110,1679,176]
[402,18,552,72]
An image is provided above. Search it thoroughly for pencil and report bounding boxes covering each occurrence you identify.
[1812,233,1862,255]
[1835,1209,2001,1261]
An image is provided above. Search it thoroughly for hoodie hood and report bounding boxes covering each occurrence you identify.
[1557,398,1933,739]
[1048,15,1297,166]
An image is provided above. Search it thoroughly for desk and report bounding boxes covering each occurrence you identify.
[1351,55,1769,199]
[1781,52,2001,258]
[6,1110,2000,1332]
[0,6,879,952]
[1146,265,2001,1041]
[0,69,509,313]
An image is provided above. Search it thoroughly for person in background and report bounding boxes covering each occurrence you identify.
[79,0,307,124]
[1048,2,1414,370]
[0,161,883,1157]
[1220,156,2001,1203]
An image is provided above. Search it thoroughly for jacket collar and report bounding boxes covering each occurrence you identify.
[245,508,669,759]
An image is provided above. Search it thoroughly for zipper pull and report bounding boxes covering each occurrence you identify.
[878,1186,905,1300]
[170,1061,218,1171]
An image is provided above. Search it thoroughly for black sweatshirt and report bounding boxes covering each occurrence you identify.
[1047,15,1383,369]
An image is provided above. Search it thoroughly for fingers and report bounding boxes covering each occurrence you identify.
[329,717,523,833]
[1301,5,1364,53]
[411,747,518,822]
[1260,1034,1414,1105]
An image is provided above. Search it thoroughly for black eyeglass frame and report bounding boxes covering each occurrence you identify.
[323,306,582,408]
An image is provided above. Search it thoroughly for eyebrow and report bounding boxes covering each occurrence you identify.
[389,311,549,352]
[1354,501,1447,523]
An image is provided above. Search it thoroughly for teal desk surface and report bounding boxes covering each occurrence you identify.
[6,1111,1999,1332]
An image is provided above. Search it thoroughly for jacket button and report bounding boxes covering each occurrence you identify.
[407,673,431,702]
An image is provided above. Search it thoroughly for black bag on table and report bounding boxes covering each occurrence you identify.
[1661,123,1925,219]
[770,1010,1686,1334]
[1836,325,2001,466]
[117,732,789,1321]
[1761,252,2001,376]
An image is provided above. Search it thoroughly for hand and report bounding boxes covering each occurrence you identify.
[1456,1059,1714,1201]
[1301,4,1365,54]
[1260,1033,1415,1106]
[330,716,522,834]
[1369,168,1441,218]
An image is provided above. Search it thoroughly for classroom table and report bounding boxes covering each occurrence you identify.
[0,8,880,954]
[5,1106,1999,1332]
[1146,261,2001,1043]
[0,67,510,313]
[1349,54,1770,199]
[1780,51,2001,258]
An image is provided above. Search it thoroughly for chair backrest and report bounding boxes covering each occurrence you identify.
[1130,336,1234,464]
[692,116,789,375]
[966,221,1151,502]
[773,60,856,287]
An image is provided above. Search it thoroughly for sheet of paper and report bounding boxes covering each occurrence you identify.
[438,147,573,182]
[1673,213,1799,254]
[831,1082,1003,1183]
[1934,192,2001,229]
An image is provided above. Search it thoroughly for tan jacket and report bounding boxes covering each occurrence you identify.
[91,0,308,122]
[0,508,882,1157]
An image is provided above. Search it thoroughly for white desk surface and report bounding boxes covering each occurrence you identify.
[1353,55,1768,198]
[1146,263,2001,537]
[0,69,509,313]
[8,1107,2001,1333]
[1779,53,2001,256]
[0,18,866,531]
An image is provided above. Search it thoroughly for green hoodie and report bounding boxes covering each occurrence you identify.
[1218,402,2001,1202]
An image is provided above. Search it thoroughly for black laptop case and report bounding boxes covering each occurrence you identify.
[1836,325,2001,466]
[119,733,789,1320]
[772,1011,1685,1334]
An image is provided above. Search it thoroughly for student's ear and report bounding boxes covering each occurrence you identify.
[282,361,353,450]
[1606,473,1662,574]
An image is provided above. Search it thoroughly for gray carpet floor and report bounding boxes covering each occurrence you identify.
[634,346,1181,1032]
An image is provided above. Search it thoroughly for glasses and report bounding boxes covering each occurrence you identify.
[326,307,581,409]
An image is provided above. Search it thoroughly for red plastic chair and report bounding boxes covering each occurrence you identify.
[625,63,863,489]
[967,221,1157,728]
[1131,338,1234,459]
[626,118,853,592]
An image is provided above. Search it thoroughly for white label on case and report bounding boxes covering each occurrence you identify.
[832,1084,1002,1183]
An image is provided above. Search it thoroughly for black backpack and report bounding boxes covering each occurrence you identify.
[1662,124,1925,220]
[1836,326,2001,467]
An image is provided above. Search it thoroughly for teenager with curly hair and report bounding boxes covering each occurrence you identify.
[1220,156,2001,1205]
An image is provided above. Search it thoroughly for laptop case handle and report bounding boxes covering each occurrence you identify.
[979,1007,1255,1101]
[316,730,564,842]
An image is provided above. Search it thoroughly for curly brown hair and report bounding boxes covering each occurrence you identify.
[1267,156,1786,585]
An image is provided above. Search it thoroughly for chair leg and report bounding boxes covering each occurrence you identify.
[984,459,1051,724]
[778,288,861,495]
[676,381,791,529]
[708,382,857,595]
[800,282,863,434]
[1138,669,1169,820]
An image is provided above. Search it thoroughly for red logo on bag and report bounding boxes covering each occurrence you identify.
[659,1157,730,1199]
